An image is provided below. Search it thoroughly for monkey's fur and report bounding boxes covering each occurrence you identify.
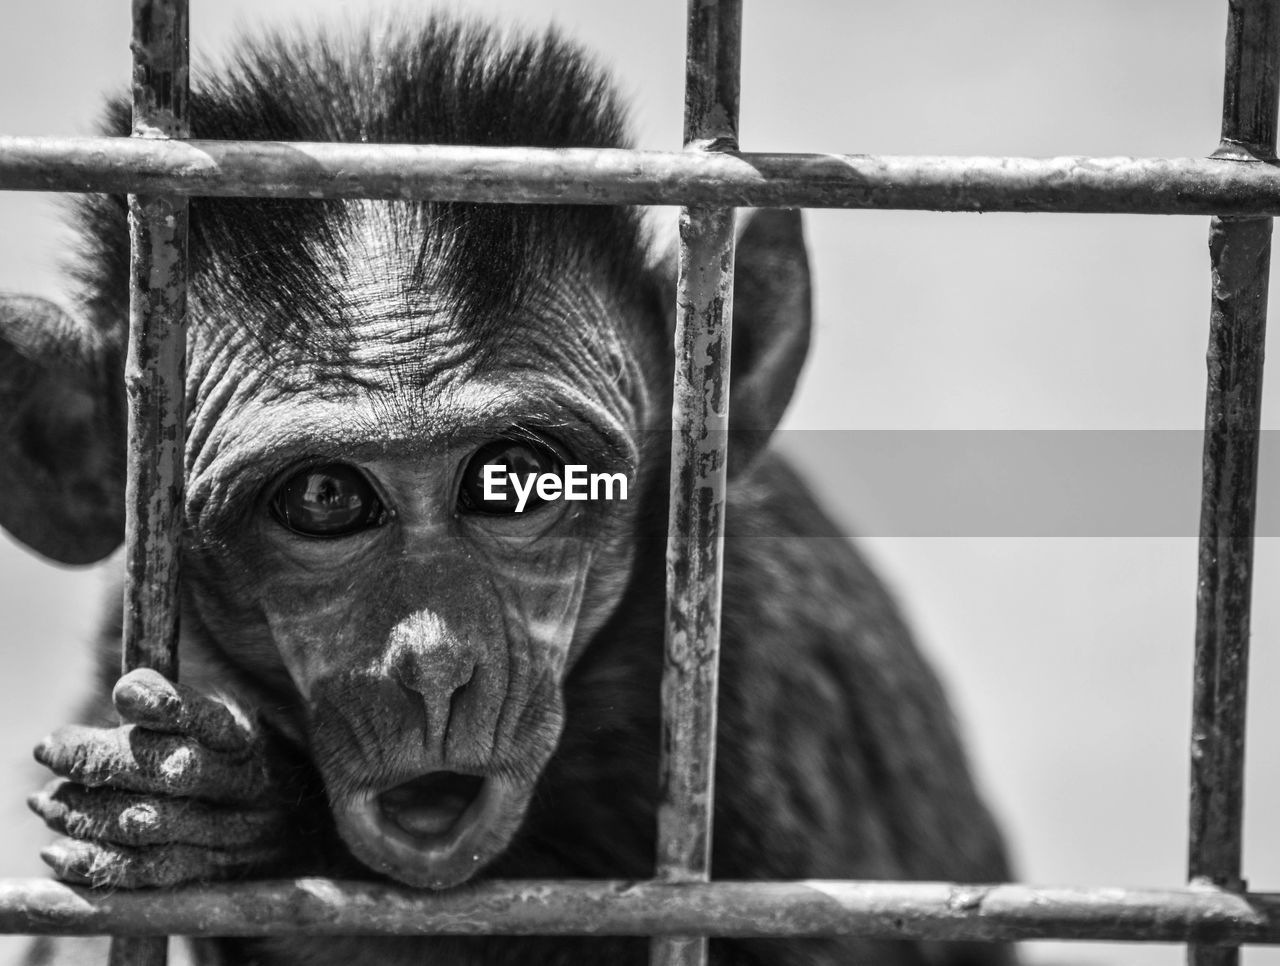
[0,18,1015,966]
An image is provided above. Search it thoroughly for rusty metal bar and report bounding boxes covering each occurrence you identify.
[114,1,190,964]
[682,0,741,147]
[654,205,735,966]
[0,878,1279,943]
[11,138,1280,213]
[653,4,741,966]
[1188,4,1280,966]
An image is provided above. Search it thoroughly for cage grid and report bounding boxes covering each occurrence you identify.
[0,0,1277,964]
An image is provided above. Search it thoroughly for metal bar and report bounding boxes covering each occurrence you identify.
[115,1,189,964]
[1,878,1280,943]
[682,0,741,147]
[653,4,741,966]
[10,139,1280,213]
[1188,4,1280,966]
[654,204,735,966]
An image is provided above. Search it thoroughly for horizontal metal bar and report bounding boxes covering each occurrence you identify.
[0,878,1278,944]
[4,136,1280,213]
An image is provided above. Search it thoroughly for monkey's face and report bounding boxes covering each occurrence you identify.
[179,211,659,888]
[0,26,812,894]
[0,196,806,890]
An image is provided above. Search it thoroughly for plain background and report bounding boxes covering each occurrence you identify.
[2,1,1279,963]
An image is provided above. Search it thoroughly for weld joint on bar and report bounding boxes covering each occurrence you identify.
[688,137,739,155]
[1212,139,1278,163]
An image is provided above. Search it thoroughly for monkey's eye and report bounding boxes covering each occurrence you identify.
[458,440,563,515]
[270,463,387,537]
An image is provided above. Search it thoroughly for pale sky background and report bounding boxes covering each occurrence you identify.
[1,1,1279,964]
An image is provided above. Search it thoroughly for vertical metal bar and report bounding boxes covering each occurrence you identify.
[1188,4,1280,966]
[111,1,189,964]
[652,3,741,966]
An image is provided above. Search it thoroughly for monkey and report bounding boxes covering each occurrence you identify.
[0,17,1015,966]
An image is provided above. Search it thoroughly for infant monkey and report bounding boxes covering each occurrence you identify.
[0,16,1014,966]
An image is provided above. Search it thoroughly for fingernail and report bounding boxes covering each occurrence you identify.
[113,680,150,709]
[119,803,158,834]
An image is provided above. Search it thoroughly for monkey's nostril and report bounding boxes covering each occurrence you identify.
[378,771,484,838]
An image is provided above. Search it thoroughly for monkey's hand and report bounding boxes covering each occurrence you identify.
[28,668,299,889]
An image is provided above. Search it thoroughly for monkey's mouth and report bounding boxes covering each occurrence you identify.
[333,770,529,889]
[379,771,484,837]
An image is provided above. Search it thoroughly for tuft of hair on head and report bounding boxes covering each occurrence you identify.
[71,15,650,355]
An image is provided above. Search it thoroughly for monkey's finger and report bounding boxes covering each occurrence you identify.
[112,668,251,754]
[40,836,280,890]
[34,725,268,803]
[28,779,287,849]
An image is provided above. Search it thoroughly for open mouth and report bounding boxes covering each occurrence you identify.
[379,771,485,839]
[333,769,527,889]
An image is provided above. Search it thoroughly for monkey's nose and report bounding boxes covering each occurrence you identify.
[379,771,484,837]
[391,647,480,752]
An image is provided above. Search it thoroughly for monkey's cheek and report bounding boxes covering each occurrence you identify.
[331,776,530,890]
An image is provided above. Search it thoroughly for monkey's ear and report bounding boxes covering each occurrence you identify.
[0,295,125,565]
[726,208,811,476]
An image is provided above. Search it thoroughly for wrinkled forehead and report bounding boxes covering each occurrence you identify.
[182,201,656,469]
[188,199,646,394]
